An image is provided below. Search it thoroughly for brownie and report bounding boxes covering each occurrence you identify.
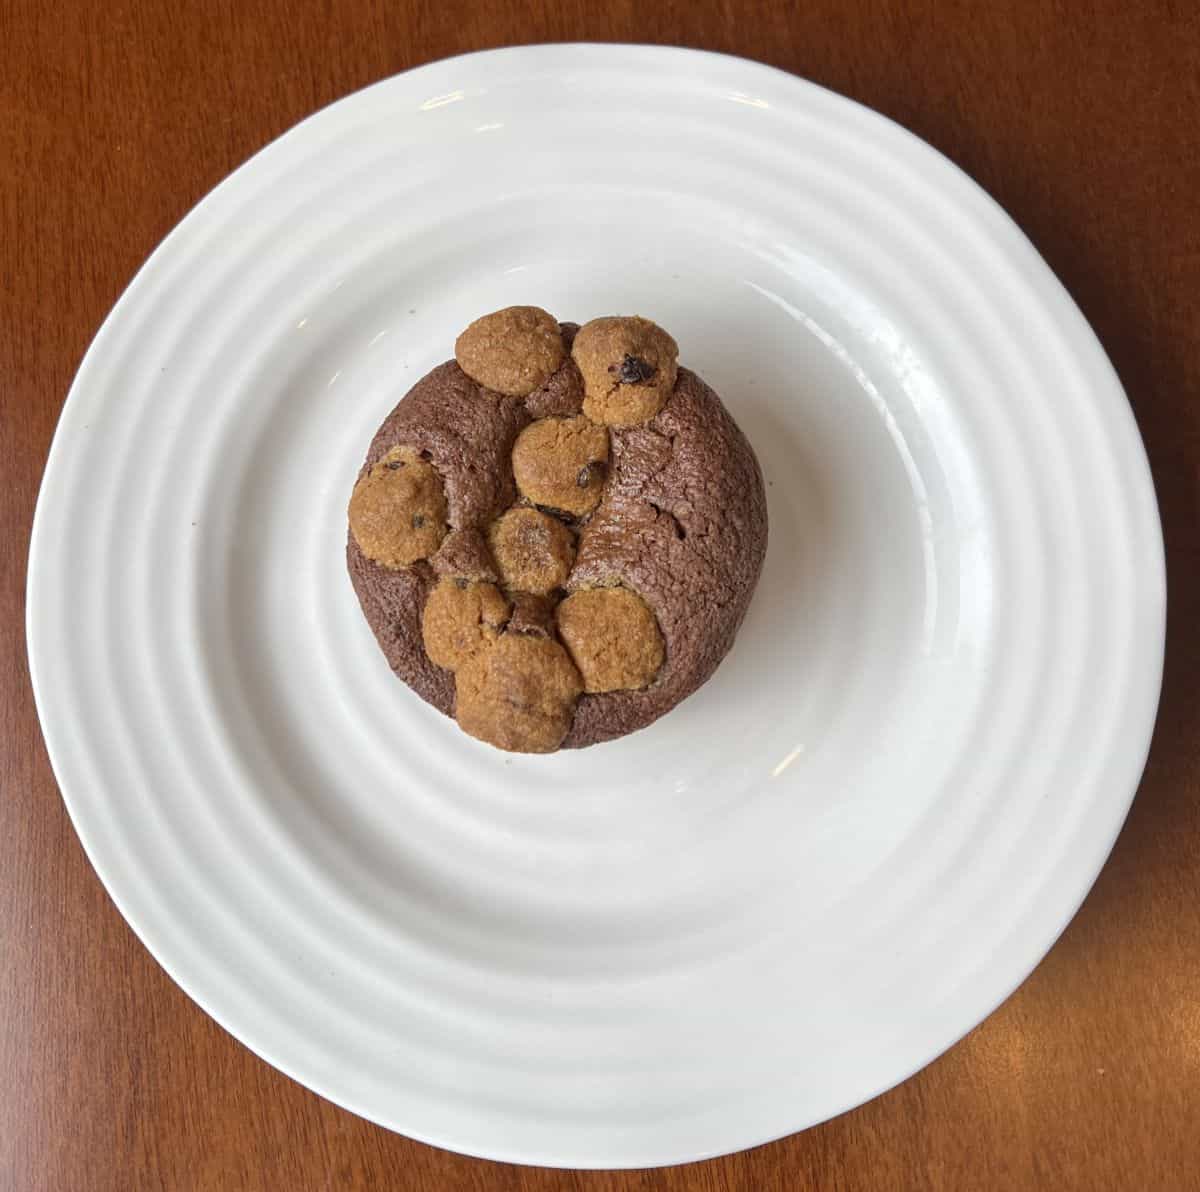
[346,309,767,752]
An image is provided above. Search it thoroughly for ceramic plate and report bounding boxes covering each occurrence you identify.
[27,45,1165,1167]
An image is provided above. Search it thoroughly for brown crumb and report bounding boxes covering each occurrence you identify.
[430,528,499,584]
[506,592,558,637]
[348,445,447,568]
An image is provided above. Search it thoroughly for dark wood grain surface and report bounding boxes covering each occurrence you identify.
[3,2,1198,1189]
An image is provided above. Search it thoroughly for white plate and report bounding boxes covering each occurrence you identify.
[28,45,1165,1167]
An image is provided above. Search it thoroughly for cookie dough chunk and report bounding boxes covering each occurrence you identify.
[573,316,679,427]
[487,507,575,595]
[456,633,583,753]
[422,578,510,671]
[556,586,665,693]
[511,416,610,517]
[348,446,447,568]
[455,306,566,397]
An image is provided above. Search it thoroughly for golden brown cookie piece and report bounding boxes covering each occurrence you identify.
[348,446,448,568]
[455,306,566,397]
[487,507,575,595]
[573,316,679,426]
[511,415,610,517]
[455,633,583,753]
[421,578,510,671]
[556,586,665,693]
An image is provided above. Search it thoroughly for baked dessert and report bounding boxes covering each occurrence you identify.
[347,307,767,753]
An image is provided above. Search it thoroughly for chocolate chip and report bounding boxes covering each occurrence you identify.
[419,449,433,461]
[535,504,577,525]
[576,466,592,488]
[615,354,656,384]
[411,514,425,528]
[384,460,404,470]
[454,577,469,589]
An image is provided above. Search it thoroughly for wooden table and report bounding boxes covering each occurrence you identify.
[3,2,1197,1189]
